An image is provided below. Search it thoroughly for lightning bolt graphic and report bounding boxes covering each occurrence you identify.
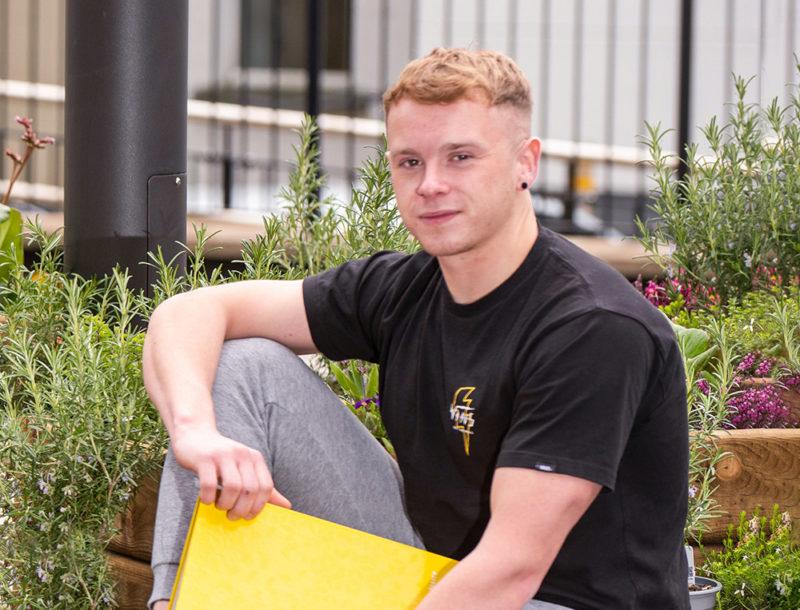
[450,386,475,456]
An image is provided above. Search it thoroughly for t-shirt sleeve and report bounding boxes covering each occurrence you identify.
[302,251,412,362]
[496,310,659,491]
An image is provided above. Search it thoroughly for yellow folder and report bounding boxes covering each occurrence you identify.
[168,499,458,609]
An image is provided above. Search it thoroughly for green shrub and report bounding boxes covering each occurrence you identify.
[0,116,414,607]
[637,71,800,307]
[700,506,800,609]
[0,226,167,608]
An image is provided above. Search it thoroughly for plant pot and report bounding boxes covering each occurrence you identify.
[689,576,721,610]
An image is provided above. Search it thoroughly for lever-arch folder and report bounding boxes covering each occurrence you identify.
[168,499,458,609]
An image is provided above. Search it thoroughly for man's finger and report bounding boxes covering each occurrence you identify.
[215,458,242,511]
[245,455,276,519]
[268,488,292,509]
[196,461,220,505]
[227,459,260,520]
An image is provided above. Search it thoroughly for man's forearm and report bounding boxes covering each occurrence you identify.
[416,467,601,609]
[416,543,543,609]
[142,289,226,436]
[142,285,296,516]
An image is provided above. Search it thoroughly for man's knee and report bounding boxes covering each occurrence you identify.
[213,338,315,398]
[217,337,303,375]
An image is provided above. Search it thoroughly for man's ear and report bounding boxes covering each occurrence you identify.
[519,137,541,184]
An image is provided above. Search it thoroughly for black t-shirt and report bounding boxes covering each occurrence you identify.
[303,226,690,609]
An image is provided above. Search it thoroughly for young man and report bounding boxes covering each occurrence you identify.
[144,48,690,609]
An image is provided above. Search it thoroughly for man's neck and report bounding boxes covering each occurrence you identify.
[438,209,539,305]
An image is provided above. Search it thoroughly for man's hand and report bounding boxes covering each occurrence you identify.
[171,424,291,520]
[142,280,313,520]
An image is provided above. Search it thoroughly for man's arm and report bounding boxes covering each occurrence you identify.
[416,467,601,609]
[142,279,316,520]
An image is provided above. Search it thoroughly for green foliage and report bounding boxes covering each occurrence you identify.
[668,289,800,540]
[681,287,800,375]
[232,122,416,280]
[677,317,737,543]
[0,204,23,281]
[636,71,800,306]
[327,360,393,456]
[0,223,167,608]
[0,115,411,606]
[700,506,800,609]
[668,317,718,398]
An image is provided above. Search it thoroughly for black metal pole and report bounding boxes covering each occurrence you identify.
[307,0,322,119]
[65,0,188,295]
[307,0,323,207]
[677,0,693,185]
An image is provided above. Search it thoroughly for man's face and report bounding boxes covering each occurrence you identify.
[386,96,539,261]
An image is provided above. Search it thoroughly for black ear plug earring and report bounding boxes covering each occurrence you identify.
[521,182,529,190]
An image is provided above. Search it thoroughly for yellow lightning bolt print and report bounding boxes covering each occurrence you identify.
[450,387,476,456]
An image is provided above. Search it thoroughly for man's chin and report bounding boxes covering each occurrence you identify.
[417,242,471,259]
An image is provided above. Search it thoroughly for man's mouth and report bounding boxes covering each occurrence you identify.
[419,210,459,225]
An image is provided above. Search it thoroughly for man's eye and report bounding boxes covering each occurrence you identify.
[453,153,471,161]
[402,159,420,167]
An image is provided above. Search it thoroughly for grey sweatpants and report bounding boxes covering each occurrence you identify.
[148,338,571,610]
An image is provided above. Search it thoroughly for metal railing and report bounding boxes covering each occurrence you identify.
[2,0,799,236]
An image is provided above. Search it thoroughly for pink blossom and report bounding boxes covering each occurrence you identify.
[14,116,32,130]
[4,149,22,164]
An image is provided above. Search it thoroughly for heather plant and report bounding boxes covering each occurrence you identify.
[700,506,800,609]
[653,280,800,431]
[725,380,795,429]
[634,274,721,314]
[636,71,800,307]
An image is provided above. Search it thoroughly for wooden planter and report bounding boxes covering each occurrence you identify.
[705,427,800,542]
[108,474,159,609]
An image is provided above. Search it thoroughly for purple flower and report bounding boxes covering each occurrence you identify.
[725,384,793,429]
[37,479,51,495]
[354,395,380,411]
[737,351,775,378]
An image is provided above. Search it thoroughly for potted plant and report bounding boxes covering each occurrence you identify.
[699,506,800,608]
[689,576,723,610]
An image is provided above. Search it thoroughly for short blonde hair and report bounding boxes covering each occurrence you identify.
[383,48,532,117]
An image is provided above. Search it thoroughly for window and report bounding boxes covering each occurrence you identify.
[240,0,351,72]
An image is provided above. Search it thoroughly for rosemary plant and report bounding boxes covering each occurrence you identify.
[637,71,800,307]
[0,115,414,607]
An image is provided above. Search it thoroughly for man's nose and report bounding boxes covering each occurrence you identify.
[416,165,450,198]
